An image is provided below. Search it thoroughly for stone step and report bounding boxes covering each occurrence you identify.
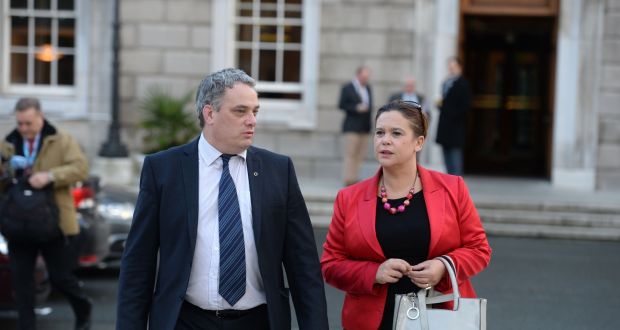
[482,223,620,241]
[305,193,620,215]
[310,214,620,241]
[478,209,620,228]
[473,198,620,215]
[306,201,333,216]
[307,201,620,227]
[306,199,620,241]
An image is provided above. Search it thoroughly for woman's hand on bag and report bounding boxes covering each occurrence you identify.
[407,259,446,289]
[375,258,411,284]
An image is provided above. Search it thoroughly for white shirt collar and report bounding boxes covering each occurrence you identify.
[198,133,247,166]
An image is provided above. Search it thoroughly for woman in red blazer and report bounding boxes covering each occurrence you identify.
[321,100,491,330]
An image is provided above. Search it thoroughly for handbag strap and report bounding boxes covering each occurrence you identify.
[417,289,430,330]
[437,255,460,309]
[414,256,461,330]
[418,256,460,310]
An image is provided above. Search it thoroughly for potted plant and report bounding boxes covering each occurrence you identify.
[140,87,199,154]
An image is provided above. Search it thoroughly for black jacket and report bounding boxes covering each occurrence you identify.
[116,139,329,330]
[338,82,373,133]
[436,76,472,148]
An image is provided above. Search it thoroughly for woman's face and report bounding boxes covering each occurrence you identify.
[374,111,424,169]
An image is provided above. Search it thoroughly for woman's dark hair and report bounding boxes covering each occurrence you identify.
[375,100,428,138]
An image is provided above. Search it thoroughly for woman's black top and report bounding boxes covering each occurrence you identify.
[375,191,430,330]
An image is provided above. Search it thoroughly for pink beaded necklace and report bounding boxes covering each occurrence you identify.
[380,173,418,215]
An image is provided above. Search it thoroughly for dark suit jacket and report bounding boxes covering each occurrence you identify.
[339,82,373,133]
[436,76,472,148]
[116,139,328,330]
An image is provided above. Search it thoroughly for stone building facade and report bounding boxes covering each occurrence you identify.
[0,0,618,191]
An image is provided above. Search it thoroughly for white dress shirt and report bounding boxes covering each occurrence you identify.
[352,78,370,106]
[185,134,266,310]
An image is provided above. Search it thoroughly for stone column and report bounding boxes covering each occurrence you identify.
[551,0,603,190]
[415,0,460,171]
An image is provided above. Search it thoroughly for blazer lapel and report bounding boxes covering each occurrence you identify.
[246,147,263,246]
[182,139,200,252]
[358,169,384,259]
[419,166,445,256]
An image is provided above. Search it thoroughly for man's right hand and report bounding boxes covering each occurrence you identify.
[356,103,369,113]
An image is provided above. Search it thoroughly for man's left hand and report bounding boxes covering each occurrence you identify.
[29,171,51,189]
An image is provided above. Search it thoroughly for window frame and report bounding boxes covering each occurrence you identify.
[0,0,90,116]
[212,0,320,129]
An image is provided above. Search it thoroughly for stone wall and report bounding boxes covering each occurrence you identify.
[117,0,211,151]
[253,0,418,181]
[597,0,620,189]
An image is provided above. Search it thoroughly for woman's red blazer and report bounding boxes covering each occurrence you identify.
[321,165,491,330]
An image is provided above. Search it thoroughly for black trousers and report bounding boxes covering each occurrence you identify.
[8,235,91,330]
[175,300,269,330]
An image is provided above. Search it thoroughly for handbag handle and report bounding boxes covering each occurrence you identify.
[420,255,460,311]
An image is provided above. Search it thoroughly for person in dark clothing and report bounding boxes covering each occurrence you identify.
[339,66,373,186]
[436,57,472,176]
[1,97,92,330]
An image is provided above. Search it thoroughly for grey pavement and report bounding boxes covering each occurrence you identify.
[313,229,620,330]
[2,231,618,329]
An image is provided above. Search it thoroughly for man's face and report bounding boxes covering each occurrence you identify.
[448,60,462,76]
[404,79,416,93]
[357,68,371,86]
[16,107,44,140]
[203,83,259,154]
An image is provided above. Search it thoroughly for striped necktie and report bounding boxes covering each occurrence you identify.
[218,154,246,306]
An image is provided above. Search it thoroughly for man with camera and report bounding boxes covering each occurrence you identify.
[0,97,92,330]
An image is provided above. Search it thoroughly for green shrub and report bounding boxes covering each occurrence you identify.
[140,87,199,154]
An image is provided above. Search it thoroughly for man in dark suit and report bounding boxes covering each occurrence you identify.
[436,57,472,176]
[116,68,328,330]
[339,66,372,186]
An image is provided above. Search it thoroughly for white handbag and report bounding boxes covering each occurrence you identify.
[393,256,487,330]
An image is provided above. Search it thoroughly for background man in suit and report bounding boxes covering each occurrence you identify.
[116,68,328,330]
[388,77,426,107]
[436,57,472,176]
[339,66,373,186]
[389,77,430,163]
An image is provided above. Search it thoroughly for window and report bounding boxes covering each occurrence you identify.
[7,0,77,89]
[235,0,303,100]
[212,0,320,129]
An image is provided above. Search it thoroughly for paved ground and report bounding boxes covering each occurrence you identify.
[1,230,619,329]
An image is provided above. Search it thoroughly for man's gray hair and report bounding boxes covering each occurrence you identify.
[14,97,42,112]
[195,68,256,127]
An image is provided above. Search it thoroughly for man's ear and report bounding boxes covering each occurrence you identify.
[203,105,214,125]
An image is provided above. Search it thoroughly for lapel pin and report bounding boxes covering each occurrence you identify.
[253,171,259,176]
